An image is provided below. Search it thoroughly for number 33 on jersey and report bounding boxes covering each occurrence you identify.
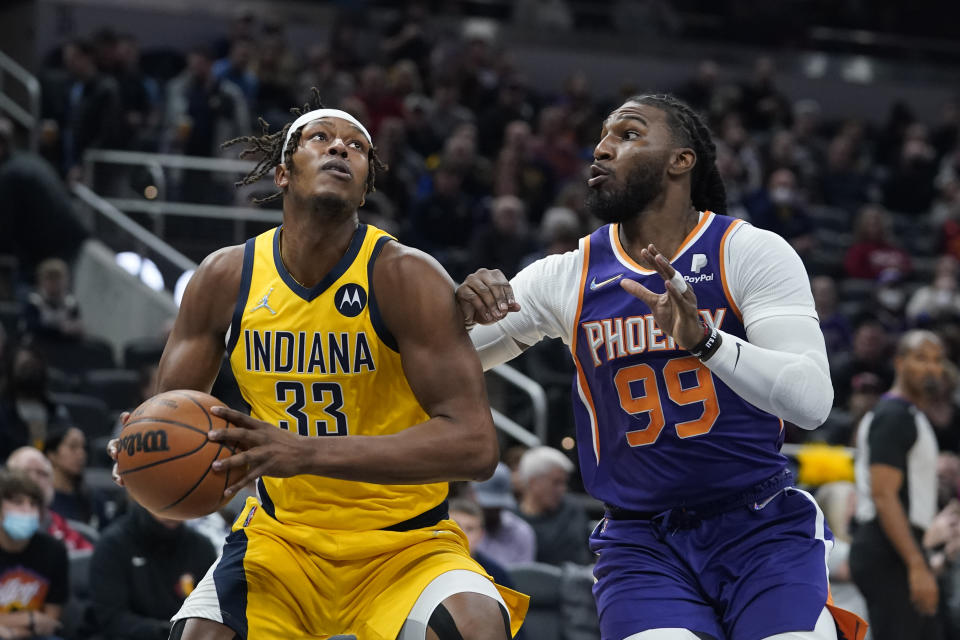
[225,224,446,530]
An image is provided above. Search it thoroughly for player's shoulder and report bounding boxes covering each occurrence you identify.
[192,244,245,291]
[871,395,914,420]
[374,240,451,285]
[725,220,797,257]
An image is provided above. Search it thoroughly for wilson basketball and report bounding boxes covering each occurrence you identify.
[116,389,240,520]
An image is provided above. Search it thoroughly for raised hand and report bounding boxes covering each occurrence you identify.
[456,268,520,327]
[619,244,704,350]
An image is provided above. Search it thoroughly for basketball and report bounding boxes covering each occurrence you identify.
[116,389,241,520]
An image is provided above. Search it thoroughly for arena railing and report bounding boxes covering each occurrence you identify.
[0,49,41,152]
[73,169,549,447]
[82,148,269,244]
[72,182,197,275]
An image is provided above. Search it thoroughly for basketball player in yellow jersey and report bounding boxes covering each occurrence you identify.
[109,93,527,640]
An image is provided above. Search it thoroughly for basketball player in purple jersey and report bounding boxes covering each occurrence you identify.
[458,94,866,640]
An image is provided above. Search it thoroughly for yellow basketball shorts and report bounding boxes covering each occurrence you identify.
[174,499,528,639]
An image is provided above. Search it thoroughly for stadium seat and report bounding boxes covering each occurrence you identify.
[83,467,128,522]
[69,550,93,598]
[839,279,875,304]
[560,562,601,640]
[808,206,854,233]
[0,301,19,339]
[39,337,116,375]
[81,368,142,412]
[123,335,166,371]
[61,550,95,640]
[51,392,111,439]
[88,435,115,469]
[46,367,77,393]
[66,519,100,546]
[510,563,563,640]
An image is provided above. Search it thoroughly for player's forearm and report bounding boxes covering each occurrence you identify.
[469,323,528,371]
[875,492,928,569]
[703,330,833,428]
[304,415,499,483]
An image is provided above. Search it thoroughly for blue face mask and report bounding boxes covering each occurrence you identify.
[3,512,39,541]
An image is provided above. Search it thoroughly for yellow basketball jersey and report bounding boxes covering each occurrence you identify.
[227,223,447,533]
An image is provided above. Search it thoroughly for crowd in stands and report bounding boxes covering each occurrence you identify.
[0,1,959,638]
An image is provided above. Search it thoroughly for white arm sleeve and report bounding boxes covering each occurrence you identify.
[469,247,583,371]
[702,224,833,428]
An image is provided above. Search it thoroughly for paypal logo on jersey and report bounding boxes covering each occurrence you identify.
[691,253,708,273]
[684,254,714,284]
[684,273,715,284]
[335,283,367,317]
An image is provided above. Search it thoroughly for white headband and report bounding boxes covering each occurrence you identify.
[283,109,373,161]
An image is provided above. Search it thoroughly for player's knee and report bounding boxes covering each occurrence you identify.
[170,618,238,640]
[427,593,510,640]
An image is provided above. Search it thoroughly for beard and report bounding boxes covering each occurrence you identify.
[309,192,355,219]
[586,151,671,224]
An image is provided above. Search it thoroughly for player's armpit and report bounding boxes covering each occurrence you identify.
[304,243,500,484]
[156,245,244,394]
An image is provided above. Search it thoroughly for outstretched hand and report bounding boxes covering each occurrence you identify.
[456,268,521,327]
[620,244,704,350]
[207,406,309,497]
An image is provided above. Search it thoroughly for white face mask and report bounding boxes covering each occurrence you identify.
[878,287,905,310]
[770,186,795,205]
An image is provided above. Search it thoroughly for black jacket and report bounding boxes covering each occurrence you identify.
[89,506,216,640]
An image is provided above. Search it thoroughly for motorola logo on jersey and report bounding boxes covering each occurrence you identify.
[335,283,367,317]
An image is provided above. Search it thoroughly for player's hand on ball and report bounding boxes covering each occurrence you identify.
[107,411,132,486]
[456,268,520,326]
[208,406,308,496]
[620,243,703,350]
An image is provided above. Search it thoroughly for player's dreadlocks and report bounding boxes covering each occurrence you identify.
[222,88,387,204]
[627,94,727,215]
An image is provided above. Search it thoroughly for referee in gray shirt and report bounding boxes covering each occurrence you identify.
[851,329,945,640]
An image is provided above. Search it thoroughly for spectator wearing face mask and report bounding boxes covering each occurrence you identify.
[5,447,91,554]
[908,256,960,326]
[743,168,815,259]
[0,470,68,639]
[872,268,910,334]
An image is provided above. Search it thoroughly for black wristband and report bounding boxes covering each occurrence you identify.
[689,325,722,361]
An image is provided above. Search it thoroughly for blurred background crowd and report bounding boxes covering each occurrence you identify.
[1,0,960,638]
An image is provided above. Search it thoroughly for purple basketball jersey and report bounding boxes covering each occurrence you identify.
[571,213,787,512]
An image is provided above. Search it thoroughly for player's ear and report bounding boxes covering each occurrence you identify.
[669,148,696,177]
[275,163,289,189]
